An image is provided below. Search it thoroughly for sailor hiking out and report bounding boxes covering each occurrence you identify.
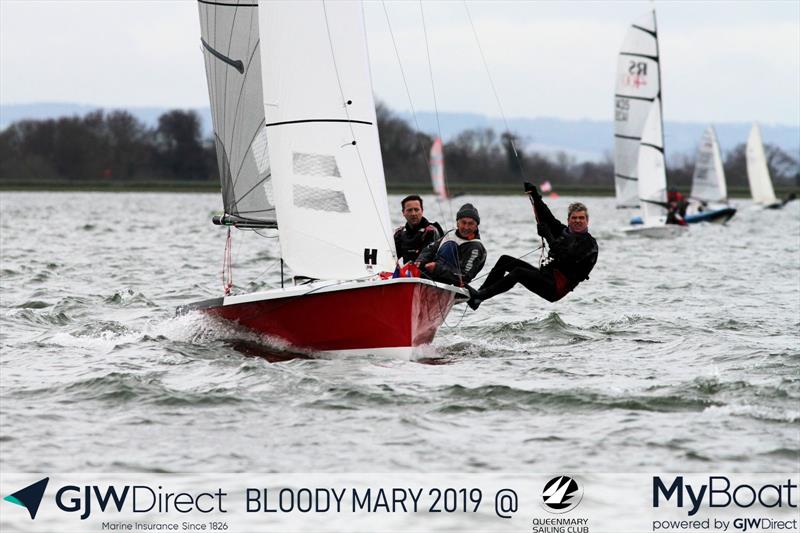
[416,203,486,287]
[394,195,444,263]
[467,183,597,309]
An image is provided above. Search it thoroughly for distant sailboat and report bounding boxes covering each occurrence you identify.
[429,137,448,201]
[746,123,781,209]
[182,0,465,358]
[684,126,736,224]
[614,10,686,237]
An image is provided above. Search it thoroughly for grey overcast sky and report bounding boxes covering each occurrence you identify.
[1,0,798,126]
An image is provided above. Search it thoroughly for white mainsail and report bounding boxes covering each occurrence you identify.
[746,123,778,206]
[430,137,448,200]
[637,98,668,224]
[614,10,660,208]
[198,0,275,226]
[258,0,395,280]
[690,126,727,204]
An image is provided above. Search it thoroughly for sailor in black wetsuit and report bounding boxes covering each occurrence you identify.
[467,183,597,309]
[416,203,486,287]
[394,195,444,263]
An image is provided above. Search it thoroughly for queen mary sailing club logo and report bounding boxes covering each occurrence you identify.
[541,475,583,514]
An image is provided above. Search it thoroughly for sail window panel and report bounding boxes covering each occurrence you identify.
[293,153,342,178]
[293,185,350,213]
[250,126,270,175]
[615,57,659,100]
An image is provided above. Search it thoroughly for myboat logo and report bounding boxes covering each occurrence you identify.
[4,477,49,519]
[541,476,584,514]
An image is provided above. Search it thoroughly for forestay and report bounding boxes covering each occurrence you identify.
[614,10,660,208]
[690,126,727,204]
[746,123,778,206]
[637,99,668,224]
[258,0,395,280]
[198,0,276,227]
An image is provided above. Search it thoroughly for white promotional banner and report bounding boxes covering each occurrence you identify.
[1,473,797,532]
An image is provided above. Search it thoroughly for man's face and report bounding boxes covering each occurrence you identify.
[402,200,423,226]
[457,217,478,238]
[568,210,588,233]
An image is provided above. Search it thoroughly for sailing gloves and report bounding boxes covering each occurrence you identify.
[524,182,542,199]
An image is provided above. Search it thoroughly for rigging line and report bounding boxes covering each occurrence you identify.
[380,1,449,230]
[463,1,528,183]
[321,0,396,257]
[419,0,454,225]
[246,257,282,286]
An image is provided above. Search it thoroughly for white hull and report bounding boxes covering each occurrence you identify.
[623,224,688,238]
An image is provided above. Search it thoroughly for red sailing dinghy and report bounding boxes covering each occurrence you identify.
[185,0,465,358]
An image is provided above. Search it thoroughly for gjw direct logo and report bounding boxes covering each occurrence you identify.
[4,477,50,519]
[541,476,583,514]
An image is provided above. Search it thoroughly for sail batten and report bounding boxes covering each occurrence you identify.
[198,0,276,227]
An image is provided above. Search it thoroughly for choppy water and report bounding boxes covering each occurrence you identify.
[0,192,797,474]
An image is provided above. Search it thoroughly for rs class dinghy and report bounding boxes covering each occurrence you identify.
[614,10,687,238]
[685,126,736,223]
[631,126,737,225]
[184,0,465,358]
[746,123,782,209]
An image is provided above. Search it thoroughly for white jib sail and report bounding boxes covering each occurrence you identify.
[637,98,668,224]
[430,137,448,200]
[746,123,778,206]
[690,126,727,204]
[198,0,275,226]
[614,10,660,208]
[258,0,395,280]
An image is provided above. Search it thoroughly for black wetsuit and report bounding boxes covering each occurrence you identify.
[476,196,597,303]
[394,217,444,263]
[416,230,486,286]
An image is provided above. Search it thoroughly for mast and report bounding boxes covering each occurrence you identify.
[653,9,665,165]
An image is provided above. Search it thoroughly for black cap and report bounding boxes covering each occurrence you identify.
[456,203,480,225]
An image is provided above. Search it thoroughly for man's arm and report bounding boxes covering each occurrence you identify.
[525,182,565,241]
[415,236,442,266]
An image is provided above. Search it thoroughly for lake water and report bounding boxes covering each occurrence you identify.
[1,192,797,478]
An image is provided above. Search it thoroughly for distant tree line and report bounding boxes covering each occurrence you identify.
[1,104,798,191]
[0,110,212,182]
